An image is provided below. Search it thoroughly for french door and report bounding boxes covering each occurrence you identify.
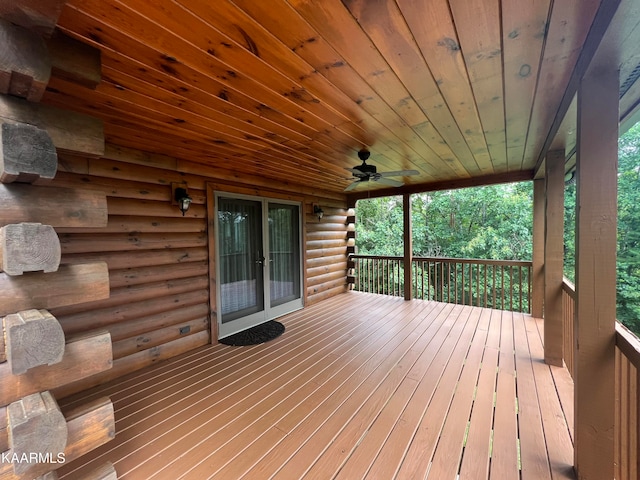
[215,193,303,338]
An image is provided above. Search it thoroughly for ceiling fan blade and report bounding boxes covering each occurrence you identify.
[376,177,403,187]
[344,181,361,191]
[377,169,420,177]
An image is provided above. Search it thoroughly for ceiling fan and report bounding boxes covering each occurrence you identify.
[344,149,419,191]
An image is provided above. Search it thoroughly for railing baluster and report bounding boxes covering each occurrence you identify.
[476,263,480,307]
[447,262,451,303]
[483,264,488,308]
[519,266,523,312]
[351,255,533,313]
[509,266,514,312]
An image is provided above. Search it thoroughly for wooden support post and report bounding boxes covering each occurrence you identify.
[531,179,545,318]
[0,397,115,479]
[0,262,110,317]
[6,392,67,475]
[0,95,104,157]
[0,223,60,275]
[0,19,51,101]
[544,150,565,366]
[0,121,57,183]
[0,0,66,38]
[3,309,65,375]
[574,65,618,480]
[0,184,108,228]
[403,193,412,300]
[0,330,112,406]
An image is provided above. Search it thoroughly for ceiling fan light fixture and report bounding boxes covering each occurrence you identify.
[313,204,324,220]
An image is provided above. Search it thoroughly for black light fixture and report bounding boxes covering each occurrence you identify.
[313,204,324,221]
[174,187,192,216]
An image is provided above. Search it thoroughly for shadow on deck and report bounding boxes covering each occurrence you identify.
[56,291,575,479]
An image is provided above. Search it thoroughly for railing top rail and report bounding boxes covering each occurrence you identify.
[562,276,639,367]
[350,254,532,267]
[350,254,403,261]
[616,322,640,369]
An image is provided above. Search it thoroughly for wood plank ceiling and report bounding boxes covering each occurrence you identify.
[41,0,638,196]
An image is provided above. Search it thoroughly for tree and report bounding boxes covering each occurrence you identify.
[356,183,534,260]
[616,122,640,333]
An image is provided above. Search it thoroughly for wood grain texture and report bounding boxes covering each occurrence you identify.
[574,63,618,480]
[0,396,115,480]
[531,179,545,318]
[45,30,101,89]
[0,19,51,101]
[48,294,574,480]
[0,0,65,37]
[544,150,565,367]
[29,0,627,196]
[0,262,110,317]
[6,392,67,475]
[4,309,65,375]
[0,121,57,184]
[0,184,107,228]
[0,95,103,158]
[0,223,60,275]
[0,330,112,406]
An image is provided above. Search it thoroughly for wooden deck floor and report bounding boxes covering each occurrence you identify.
[56,292,575,480]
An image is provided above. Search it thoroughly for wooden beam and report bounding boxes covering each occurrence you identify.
[347,170,534,203]
[0,397,115,479]
[0,121,57,184]
[0,0,65,37]
[7,392,67,475]
[531,178,544,318]
[535,0,622,173]
[574,64,618,480]
[0,262,110,318]
[0,95,104,157]
[0,19,51,101]
[45,30,101,90]
[0,223,60,275]
[403,193,412,301]
[4,309,65,375]
[0,330,112,406]
[0,184,107,228]
[544,150,565,367]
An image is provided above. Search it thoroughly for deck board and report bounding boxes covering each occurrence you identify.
[56,292,575,479]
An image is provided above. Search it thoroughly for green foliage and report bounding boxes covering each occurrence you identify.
[616,123,640,333]
[355,185,534,313]
[356,183,533,261]
[564,122,640,334]
[356,121,640,336]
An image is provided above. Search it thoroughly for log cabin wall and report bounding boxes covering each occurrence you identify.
[45,145,350,399]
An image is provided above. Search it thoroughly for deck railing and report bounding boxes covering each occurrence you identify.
[561,278,576,378]
[561,278,640,480]
[350,255,532,313]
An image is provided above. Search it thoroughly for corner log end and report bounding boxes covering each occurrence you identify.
[4,309,65,375]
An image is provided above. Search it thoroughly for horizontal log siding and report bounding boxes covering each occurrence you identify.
[48,147,348,399]
[305,207,352,305]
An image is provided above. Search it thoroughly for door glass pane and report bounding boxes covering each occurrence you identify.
[218,198,264,322]
[269,203,301,307]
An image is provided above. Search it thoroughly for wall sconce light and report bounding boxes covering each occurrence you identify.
[173,186,192,216]
[313,204,324,221]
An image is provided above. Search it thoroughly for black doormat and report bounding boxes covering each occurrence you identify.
[219,320,285,346]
